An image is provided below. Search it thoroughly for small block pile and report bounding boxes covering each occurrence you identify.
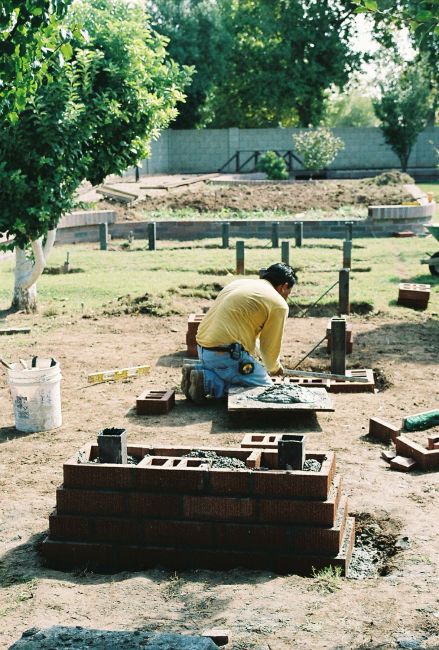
[136,389,175,415]
[186,313,204,357]
[397,283,430,310]
[326,320,353,354]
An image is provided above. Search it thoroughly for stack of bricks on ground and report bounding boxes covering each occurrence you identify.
[397,283,431,310]
[369,412,439,471]
[326,320,353,354]
[186,313,204,357]
[41,437,354,575]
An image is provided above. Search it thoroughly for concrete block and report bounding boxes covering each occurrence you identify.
[369,416,401,443]
[390,455,416,472]
[136,389,175,415]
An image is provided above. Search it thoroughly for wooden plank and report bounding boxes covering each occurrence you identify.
[0,327,31,335]
[96,186,138,204]
[140,173,220,190]
[228,386,334,413]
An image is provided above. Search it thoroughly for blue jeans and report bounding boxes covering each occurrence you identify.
[196,344,272,399]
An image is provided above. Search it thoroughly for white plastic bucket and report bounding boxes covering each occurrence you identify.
[7,357,62,432]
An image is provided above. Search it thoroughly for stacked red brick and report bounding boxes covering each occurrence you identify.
[326,320,353,354]
[397,283,430,309]
[42,443,355,575]
[186,313,204,357]
[136,389,175,415]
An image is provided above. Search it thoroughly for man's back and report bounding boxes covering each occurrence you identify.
[196,278,288,373]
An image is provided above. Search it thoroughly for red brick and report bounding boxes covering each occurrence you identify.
[183,495,255,522]
[208,469,252,496]
[398,283,430,301]
[49,511,91,540]
[41,538,114,569]
[326,322,353,353]
[245,450,262,469]
[127,492,182,518]
[202,629,229,647]
[56,487,127,516]
[395,435,439,470]
[251,453,335,499]
[141,519,215,547]
[328,368,375,393]
[240,433,281,449]
[427,435,439,450]
[135,462,208,493]
[258,476,341,526]
[187,312,204,334]
[369,416,401,443]
[136,389,175,415]
[390,455,416,472]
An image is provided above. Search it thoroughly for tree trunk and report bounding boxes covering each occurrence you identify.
[12,248,38,312]
[11,230,57,312]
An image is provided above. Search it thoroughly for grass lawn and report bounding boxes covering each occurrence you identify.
[1,235,437,317]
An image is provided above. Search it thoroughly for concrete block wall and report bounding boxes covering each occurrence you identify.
[140,126,439,175]
[41,443,354,575]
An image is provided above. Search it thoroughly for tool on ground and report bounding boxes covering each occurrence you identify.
[87,364,150,384]
[284,368,369,383]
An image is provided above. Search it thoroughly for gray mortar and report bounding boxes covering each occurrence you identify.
[250,384,319,404]
[302,459,322,472]
[9,627,218,649]
[184,449,246,469]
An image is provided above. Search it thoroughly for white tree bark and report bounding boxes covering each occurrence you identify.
[12,229,57,312]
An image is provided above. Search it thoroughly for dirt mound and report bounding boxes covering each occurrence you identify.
[94,178,414,220]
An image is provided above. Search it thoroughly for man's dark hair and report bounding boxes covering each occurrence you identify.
[261,263,297,288]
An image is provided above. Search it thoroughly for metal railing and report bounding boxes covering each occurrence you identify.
[218,149,303,173]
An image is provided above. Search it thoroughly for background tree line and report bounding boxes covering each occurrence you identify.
[148,0,438,130]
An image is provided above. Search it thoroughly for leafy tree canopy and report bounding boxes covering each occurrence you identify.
[0,0,74,121]
[373,61,433,170]
[207,0,364,128]
[148,0,230,128]
[0,0,190,249]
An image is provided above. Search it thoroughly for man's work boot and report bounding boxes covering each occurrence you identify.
[181,364,193,397]
[188,368,208,404]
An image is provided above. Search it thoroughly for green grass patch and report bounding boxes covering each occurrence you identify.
[0,235,437,315]
[418,182,439,205]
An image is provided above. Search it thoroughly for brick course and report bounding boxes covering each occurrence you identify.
[42,443,353,575]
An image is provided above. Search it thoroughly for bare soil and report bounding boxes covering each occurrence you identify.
[87,176,414,220]
[1,296,439,649]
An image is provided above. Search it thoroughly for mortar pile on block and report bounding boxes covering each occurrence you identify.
[186,313,204,357]
[41,434,354,576]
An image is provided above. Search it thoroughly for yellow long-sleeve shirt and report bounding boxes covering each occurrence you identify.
[196,278,288,373]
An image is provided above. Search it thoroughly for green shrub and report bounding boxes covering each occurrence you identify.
[258,151,289,180]
[293,127,344,177]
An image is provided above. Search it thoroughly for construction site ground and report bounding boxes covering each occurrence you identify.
[1,301,439,649]
[1,174,439,649]
[77,173,415,218]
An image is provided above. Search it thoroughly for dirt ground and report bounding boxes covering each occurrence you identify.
[82,174,414,219]
[1,295,439,649]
